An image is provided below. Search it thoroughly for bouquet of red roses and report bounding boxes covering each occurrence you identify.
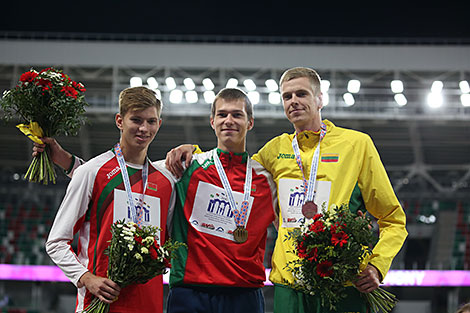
[285,204,397,313]
[83,220,186,313]
[0,67,88,184]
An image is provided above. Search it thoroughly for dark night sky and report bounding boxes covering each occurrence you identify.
[1,2,469,40]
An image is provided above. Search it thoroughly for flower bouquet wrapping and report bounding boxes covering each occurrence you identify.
[284,204,397,313]
[0,67,88,184]
[83,220,186,313]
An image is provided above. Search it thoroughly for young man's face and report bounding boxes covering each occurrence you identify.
[281,76,323,131]
[210,98,254,153]
[116,106,161,152]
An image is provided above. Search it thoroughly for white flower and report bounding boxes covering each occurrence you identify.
[124,236,133,241]
[116,224,123,228]
[141,247,149,254]
[134,253,143,262]
[128,244,134,251]
[143,236,154,245]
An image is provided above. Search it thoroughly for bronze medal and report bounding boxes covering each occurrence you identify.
[233,226,248,243]
[302,201,318,219]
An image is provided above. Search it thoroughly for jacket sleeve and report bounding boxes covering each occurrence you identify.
[358,135,408,280]
[45,164,94,287]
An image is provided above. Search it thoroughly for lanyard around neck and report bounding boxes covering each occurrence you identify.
[291,122,327,204]
[212,149,252,227]
[114,143,148,226]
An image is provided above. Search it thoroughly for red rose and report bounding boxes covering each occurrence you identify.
[312,213,322,221]
[19,71,38,83]
[134,235,143,245]
[297,241,308,258]
[316,260,333,277]
[61,86,79,99]
[331,231,349,247]
[309,220,325,233]
[35,78,53,91]
[72,81,86,92]
[150,246,159,260]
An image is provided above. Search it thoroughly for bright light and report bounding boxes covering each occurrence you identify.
[265,79,278,92]
[347,80,361,93]
[226,78,238,88]
[427,92,443,108]
[268,92,281,105]
[146,77,158,89]
[320,80,330,93]
[183,78,196,90]
[165,77,177,90]
[343,93,355,106]
[169,89,183,103]
[322,93,329,106]
[247,91,260,104]
[391,80,404,93]
[461,94,470,107]
[431,81,443,93]
[202,78,215,91]
[130,77,143,87]
[185,91,198,103]
[204,91,216,103]
[243,79,257,91]
[394,94,407,106]
[459,80,470,94]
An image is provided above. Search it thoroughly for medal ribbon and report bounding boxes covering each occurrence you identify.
[292,122,327,204]
[212,149,252,227]
[114,143,149,227]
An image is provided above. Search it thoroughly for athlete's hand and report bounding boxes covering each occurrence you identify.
[354,264,381,293]
[165,144,194,178]
[32,137,73,170]
[78,272,121,304]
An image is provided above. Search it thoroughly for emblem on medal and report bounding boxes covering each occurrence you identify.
[233,226,248,243]
[302,201,318,219]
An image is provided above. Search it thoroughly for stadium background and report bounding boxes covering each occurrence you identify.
[1,3,469,313]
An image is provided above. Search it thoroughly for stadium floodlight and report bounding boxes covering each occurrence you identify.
[202,78,215,91]
[394,94,407,106]
[204,90,216,104]
[431,81,443,93]
[165,77,177,90]
[265,79,278,92]
[247,91,260,104]
[268,92,281,105]
[391,80,404,93]
[427,92,443,108]
[461,94,470,107]
[146,77,158,89]
[459,80,470,94]
[169,89,183,104]
[226,78,238,88]
[320,80,330,93]
[322,93,329,106]
[243,79,257,91]
[347,80,361,94]
[185,90,198,103]
[343,93,355,106]
[183,78,196,90]
[130,77,143,87]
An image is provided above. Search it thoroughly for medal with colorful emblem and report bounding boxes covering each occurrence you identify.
[213,149,252,244]
[292,122,327,219]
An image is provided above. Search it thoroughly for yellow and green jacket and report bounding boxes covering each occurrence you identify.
[252,119,407,286]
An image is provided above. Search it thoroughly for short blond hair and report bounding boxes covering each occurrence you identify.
[119,86,162,117]
[280,67,322,95]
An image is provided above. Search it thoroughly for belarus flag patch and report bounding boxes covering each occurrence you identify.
[321,153,339,163]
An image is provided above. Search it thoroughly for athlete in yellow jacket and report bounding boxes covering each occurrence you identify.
[251,67,407,313]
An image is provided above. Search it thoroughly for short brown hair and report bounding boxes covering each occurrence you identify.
[280,67,322,95]
[456,303,470,313]
[119,86,162,117]
[211,88,254,121]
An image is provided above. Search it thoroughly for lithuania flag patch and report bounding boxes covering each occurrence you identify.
[321,153,339,163]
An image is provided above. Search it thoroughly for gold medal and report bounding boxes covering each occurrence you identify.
[302,201,318,219]
[233,226,248,243]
